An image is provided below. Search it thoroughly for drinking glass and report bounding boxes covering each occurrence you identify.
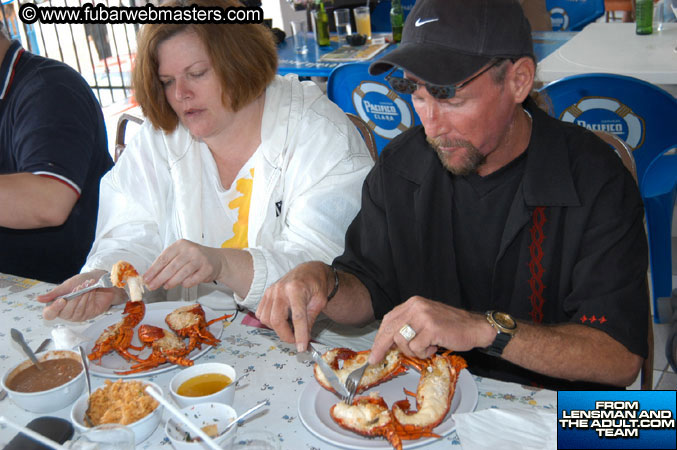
[655,0,665,31]
[233,430,281,450]
[290,20,308,54]
[333,8,352,46]
[68,424,134,450]
[672,0,677,51]
[353,6,372,40]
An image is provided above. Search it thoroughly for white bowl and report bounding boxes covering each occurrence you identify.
[70,381,163,444]
[165,402,238,450]
[169,363,236,408]
[0,349,85,413]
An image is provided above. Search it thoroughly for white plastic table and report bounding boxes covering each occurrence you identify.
[536,22,677,96]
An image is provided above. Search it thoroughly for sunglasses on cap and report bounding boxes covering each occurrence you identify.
[385,59,502,100]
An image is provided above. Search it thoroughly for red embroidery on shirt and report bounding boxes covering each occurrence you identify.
[528,206,547,323]
[581,315,607,324]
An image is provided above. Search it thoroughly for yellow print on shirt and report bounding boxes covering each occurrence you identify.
[222,168,254,249]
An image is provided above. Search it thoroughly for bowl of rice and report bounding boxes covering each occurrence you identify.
[70,379,163,444]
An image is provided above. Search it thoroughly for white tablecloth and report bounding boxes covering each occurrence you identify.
[0,274,557,449]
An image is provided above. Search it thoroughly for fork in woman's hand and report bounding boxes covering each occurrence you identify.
[58,272,114,301]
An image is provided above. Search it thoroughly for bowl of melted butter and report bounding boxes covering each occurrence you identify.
[169,362,236,408]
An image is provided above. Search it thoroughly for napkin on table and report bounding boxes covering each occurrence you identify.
[51,324,91,350]
[454,407,556,450]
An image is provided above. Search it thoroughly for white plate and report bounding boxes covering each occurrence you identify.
[82,301,225,378]
[298,368,478,449]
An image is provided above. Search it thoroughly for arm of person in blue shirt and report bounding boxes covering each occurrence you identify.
[0,172,78,229]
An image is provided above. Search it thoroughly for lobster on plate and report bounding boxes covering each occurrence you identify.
[391,352,468,441]
[319,348,467,450]
[89,261,147,362]
[313,348,407,397]
[165,303,232,352]
[116,324,194,375]
[331,393,403,450]
[88,300,146,363]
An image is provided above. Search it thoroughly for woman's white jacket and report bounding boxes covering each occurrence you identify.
[83,74,373,309]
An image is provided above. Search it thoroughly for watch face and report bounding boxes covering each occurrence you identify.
[493,311,517,330]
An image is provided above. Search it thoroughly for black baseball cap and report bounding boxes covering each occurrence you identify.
[369,0,534,86]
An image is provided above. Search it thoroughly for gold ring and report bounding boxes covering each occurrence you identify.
[399,324,416,342]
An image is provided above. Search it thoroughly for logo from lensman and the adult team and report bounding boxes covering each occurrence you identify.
[352,81,414,141]
[558,390,676,449]
[550,7,571,31]
[559,97,646,150]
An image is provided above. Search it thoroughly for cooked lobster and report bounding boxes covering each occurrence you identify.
[330,393,402,450]
[391,352,468,440]
[111,260,145,302]
[165,303,232,352]
[320,348,467,450]
[313,348,407,397]
[88,300,146,362]
[116,324,193,375]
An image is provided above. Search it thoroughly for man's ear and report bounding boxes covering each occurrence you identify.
[508,57,536,103]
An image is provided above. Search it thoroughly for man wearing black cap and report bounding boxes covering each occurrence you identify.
[257,0,648,390]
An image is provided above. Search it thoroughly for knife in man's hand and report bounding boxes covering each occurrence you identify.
[309,343,349,398]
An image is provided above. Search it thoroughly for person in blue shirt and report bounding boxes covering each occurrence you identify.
[0,25,113,283]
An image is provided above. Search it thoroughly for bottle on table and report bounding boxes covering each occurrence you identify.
[635,0,654,34]
[314,0,331,47]
[390,0,404,43]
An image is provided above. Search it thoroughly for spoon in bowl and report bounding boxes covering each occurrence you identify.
[0,337,51,401]
[10,328,43,371]
[222,399,270,433]
[78,345,95,427]
[234,372,250,386]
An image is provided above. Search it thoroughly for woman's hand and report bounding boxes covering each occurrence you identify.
[144,239,223,291]
[38,270,124,321]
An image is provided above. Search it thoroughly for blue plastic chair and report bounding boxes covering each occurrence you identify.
[545,0,605,31]
[643,151,677,323]
[538,73,677,322]
[326,62,421,155]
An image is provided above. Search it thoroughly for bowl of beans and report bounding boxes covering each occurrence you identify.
[1,349,85,413]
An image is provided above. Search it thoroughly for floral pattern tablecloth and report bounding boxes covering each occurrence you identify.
[0,274,557,449]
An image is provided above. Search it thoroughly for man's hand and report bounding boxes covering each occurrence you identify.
[144,239,223,291]
[38,270,123,321]
[256,261,334,352]
[368,296,492,365]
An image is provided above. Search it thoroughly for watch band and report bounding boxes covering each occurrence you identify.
[326,265,339,301]
[483,310,517,357]
[484,331,512,357]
